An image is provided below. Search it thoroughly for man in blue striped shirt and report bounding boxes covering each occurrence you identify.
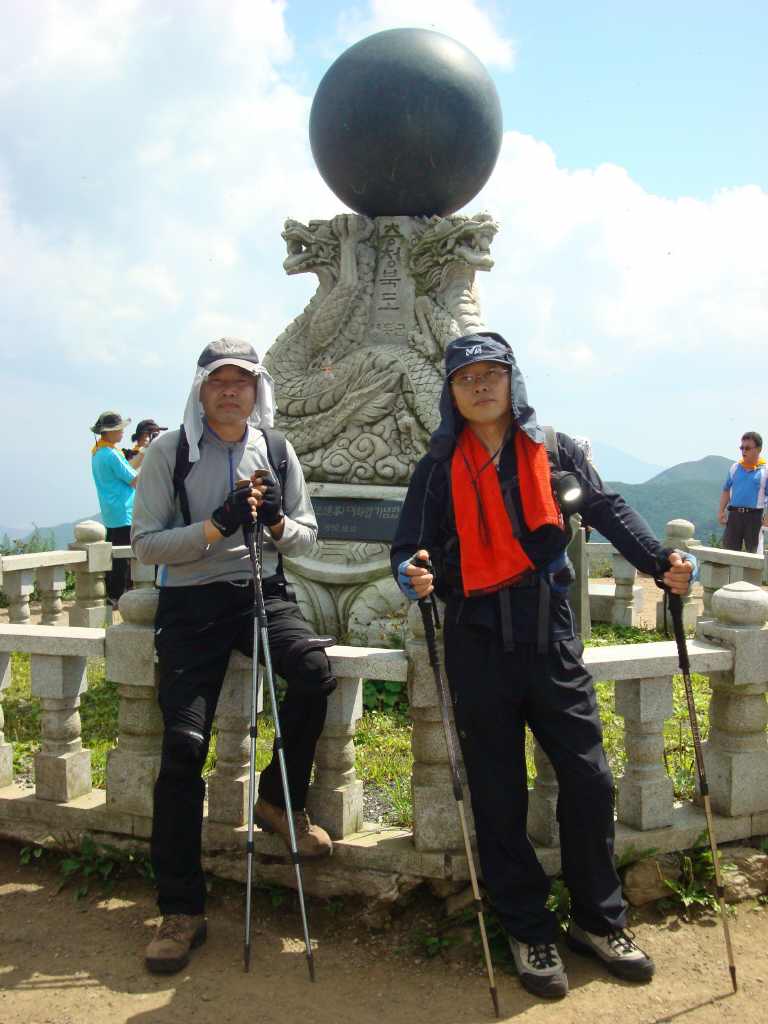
[718,431,768,553]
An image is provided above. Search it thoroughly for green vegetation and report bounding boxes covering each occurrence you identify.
[657,831,731,917]
[20,833,153,900]
[3,622,712,834]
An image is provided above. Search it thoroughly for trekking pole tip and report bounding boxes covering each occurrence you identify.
[244,944,250,973]
[490,986,500,1018]
[730,965,737,992]
[308,953,316,983]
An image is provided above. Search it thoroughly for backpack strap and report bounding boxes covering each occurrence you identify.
[261,428,290,584]
[541,425,560,471]
[173,425,193,526]
[260,427,289,493]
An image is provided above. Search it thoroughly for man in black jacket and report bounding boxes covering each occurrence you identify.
[391,332,695,1000]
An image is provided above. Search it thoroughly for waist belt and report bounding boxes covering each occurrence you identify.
[728,505,763,513]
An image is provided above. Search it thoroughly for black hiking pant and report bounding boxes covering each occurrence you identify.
[722,507,763,553]
[105,525,132,603]
[151,579,335,916]
[444,617,627,943]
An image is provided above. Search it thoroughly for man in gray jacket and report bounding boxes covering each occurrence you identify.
[132,338,335,975]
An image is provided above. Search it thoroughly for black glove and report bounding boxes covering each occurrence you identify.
[259,474,283,527]
[211,485,254,537]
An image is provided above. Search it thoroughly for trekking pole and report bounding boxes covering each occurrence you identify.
[412,557,500,1019]
[243,513,316,981]
[666,590,737,993]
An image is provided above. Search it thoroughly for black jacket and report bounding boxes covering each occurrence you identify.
[390,429,669,644]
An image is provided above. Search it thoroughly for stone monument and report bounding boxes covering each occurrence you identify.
[263,28,503,641]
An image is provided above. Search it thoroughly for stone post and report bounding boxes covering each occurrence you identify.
[527,740,559,847]
[4,570,34,624]
[37,566,68,626]
[612,553,637,627]
[69,520,112,627]
[615,676,674,829]
[0,653,12,787]
[31,653,91,802]
[407,603,467,851]
[697,582,768,816]
[207,652,256,827]
[568,522,591,640]
[307,675,364,840]
[656,520,698,632]
[105,588,163,821]
[700,561,732,619]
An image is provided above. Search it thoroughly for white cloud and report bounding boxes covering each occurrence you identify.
[337,0,516,69]
[0,0,140,94]
[473,131,768,375]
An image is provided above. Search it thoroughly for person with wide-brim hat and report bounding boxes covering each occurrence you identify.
[90,410,145,603]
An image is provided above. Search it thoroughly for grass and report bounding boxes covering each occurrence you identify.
[2,623,711,825]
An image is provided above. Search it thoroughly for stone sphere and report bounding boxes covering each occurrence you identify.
[309,28,503,218]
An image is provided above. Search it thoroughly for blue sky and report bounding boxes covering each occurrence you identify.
[1,0,766,529]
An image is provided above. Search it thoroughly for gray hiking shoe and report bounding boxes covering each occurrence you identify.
[566,923,655,982]
[145,914,207,974]
[509,937,568,999]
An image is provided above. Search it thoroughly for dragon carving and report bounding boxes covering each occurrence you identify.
[263,211,499,485]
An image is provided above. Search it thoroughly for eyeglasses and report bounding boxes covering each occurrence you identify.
[739,445,756,451]
[450,368,509,390]
[203,376,256,391]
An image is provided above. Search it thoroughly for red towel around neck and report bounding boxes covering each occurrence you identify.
[451,427,562,596]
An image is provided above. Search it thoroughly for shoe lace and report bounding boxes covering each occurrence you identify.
[606,929,638,955]
[158,915,193,941]
[528,943,559,969]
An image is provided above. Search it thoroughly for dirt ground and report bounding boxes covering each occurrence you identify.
[2,841,768,1024]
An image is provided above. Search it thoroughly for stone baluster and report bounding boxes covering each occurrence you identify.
[615,676,674,829]
[611,552,637,627]
[31,652,91,802]
[697,581,768,816]
[656,519,698,632]
[207,652,255,827]
[307,673,364,840]
[105,588,163,825]
[699,559,731,619]
[69,520,112,627]
[4,570,34,624]
[407,603,467,851]
[0,653,12,787]
[130,558,156,590]
[527,739,559,847]
[37,566,68,625]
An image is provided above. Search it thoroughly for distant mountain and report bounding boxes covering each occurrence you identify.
[590,442,665,484]
[0,516,101,551]
[604,455,732,541]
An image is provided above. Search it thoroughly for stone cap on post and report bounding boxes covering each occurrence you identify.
[697,581,768,687]
[69,520,112,572]
[664,519,697,550]
[106,587,160,689]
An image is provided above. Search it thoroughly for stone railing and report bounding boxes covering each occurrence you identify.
[1,579,767,893]
[0,521,154,627]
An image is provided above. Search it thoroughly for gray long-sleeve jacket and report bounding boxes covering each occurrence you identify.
[131,424,317,586]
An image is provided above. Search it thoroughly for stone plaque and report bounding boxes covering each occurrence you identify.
[313,496,403,543]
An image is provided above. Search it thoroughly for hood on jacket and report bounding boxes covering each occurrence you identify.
[429,332,543,460]
[182,337,276,463]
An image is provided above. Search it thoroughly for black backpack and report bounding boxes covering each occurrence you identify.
[172,425,290,578]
